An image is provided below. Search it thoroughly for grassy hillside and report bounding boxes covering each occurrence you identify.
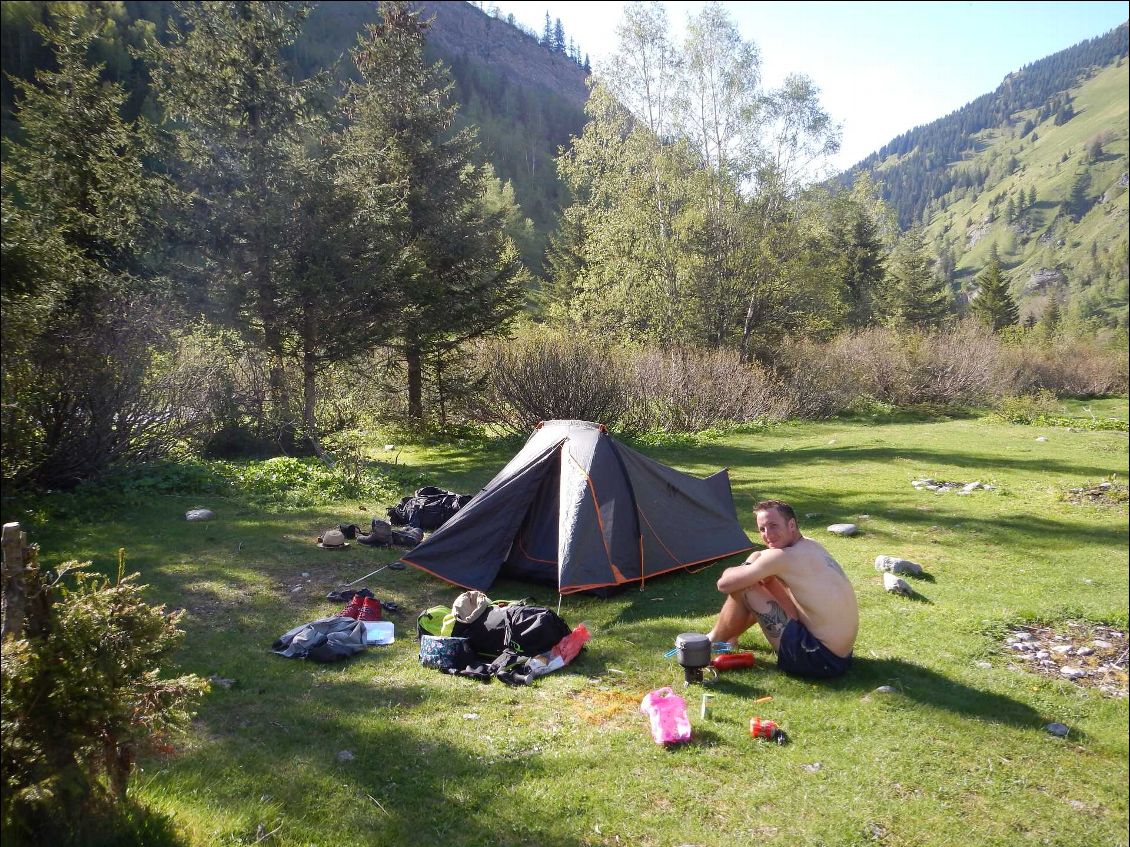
[6,404,1128,846]
[918,59,1128,322]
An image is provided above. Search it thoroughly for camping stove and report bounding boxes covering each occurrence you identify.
[674,632,714,684]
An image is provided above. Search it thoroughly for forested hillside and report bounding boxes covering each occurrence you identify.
[1,0,588,267]
[844,23,1128,228]
[842,22,1128,326]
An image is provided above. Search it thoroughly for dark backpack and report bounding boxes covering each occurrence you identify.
[388,487,472,531]
[451,602,572,659]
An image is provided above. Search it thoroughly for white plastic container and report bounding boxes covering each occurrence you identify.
[362,621,394,645]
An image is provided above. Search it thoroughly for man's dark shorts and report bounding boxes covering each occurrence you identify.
[776,619,852,679]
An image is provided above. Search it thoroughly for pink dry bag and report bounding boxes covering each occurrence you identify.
[640,687,692,745]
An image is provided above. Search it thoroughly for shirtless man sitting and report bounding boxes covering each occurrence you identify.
[707,500,858,679]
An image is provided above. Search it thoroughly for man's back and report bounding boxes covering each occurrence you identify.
[774,537,858,657]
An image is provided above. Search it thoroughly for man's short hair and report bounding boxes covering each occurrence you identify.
[756,500,797,523]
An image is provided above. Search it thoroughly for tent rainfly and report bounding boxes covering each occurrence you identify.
[401,420,754,596]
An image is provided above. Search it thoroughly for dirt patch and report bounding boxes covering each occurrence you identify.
[1002,621,1128,697]
[1062,480,1128,507]
[569,688,643,726]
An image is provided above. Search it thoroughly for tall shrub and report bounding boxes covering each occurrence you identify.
[1,561,206,844]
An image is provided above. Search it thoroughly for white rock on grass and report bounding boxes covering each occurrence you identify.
[827,523,858,536]
[961,481,983,493]
[874,555,924,576]
[185,508,215,521]
[882,573,912,596]
[1059,667,1087,680]
[1035,436,1048,442]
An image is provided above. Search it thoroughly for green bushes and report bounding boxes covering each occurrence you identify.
[1,559,206,845]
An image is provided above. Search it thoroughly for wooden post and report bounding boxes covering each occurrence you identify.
[2,522,28,639]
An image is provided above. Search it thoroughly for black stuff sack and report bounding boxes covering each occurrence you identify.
[388,487,473,531]
[452,603,571,660]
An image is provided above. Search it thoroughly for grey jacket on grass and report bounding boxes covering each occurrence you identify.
[272,616,367,662]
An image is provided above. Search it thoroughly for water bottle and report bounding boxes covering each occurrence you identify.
[640,687,692,745]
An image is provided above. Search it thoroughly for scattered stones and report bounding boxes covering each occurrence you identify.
[875,555,924,576]
[208,675,235,689]
[999,622,1128,697]
[882,573,912,596]
[802,762,823,773]
[804,512,822,519]
[827,523,858,536]
[1045,722,1070,737]
[463,713,480,720]
[185,508,215,521]
[1064,480,1128,506]
[336,750,355,762]
[912,478,994,494]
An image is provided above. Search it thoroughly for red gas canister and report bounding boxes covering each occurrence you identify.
[711,651,755,670]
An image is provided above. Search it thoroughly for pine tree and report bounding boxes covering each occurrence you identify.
[553,17,565,53]
[970,254,1020,331]
[1067,171,1091,221]
[345,1,525,420]
[1038,296,1061,343]
[541,11,552,47]
[150,1,323,428]
[2,4,175,486]
[882,229,951,329]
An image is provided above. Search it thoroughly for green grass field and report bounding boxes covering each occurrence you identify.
[12,401,1129,847]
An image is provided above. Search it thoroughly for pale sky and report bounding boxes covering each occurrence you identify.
[482,1,1129,172]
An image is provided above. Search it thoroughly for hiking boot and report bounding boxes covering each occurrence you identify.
[339,523,361,540]
[358,597,382,622]
[369,518,393,544]
[336,595,365,619]
[392,526,423,547]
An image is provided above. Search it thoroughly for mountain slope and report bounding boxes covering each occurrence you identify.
[844,23,1129,326]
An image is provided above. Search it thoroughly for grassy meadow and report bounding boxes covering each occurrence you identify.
[9,399,1129,847]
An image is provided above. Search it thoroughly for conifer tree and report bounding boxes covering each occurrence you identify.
[882,229,951,329]
[2,4,175,486]
[150,1,322,426]
[970,253,1020,331]
[344,1,525,420]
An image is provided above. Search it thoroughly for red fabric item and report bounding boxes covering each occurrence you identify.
[711,651,755,670]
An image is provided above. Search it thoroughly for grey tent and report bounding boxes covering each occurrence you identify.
[401,420,753,595]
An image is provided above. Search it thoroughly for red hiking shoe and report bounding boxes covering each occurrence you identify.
[358,597,382,622]
[336,595,365,619]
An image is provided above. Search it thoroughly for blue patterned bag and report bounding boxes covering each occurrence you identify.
[419,635,475,671]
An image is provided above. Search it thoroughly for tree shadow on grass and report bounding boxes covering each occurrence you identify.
[158,682,587,847]
[827,656,1054,731]
[688,443,1121,481]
